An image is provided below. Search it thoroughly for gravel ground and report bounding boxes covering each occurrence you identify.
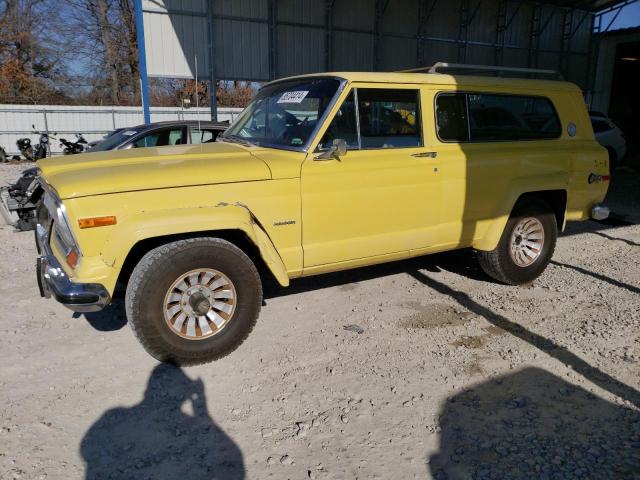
[0,159,638,480]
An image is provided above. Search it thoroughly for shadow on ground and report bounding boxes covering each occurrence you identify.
[77,299,128,331]
[428,367,640,480]
[80,364,244,480]
[409,270,640,409]
[264,248,492,299]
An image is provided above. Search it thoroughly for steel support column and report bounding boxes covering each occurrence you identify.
[528,4,541,68]
[373,0,390,70]
[134,0,151,124]
[494,0,508,65]
[417,0,439,66]
[268,0,278,80]
[458,0,481,63]
[585,14,598,106]
[324,0,335,71]
[558,9,573,79]
[206,0,217,120]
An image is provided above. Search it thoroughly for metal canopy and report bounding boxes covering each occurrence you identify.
[539,0,629,10]
[136,0,626,120]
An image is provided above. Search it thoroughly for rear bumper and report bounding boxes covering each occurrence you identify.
[591,203,610,221]
[36,224,110,312]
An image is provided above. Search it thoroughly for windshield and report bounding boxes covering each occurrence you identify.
[221,77,342,149]
[90,127,144,152]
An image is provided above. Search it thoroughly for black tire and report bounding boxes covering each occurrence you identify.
[477,198,557,285]
[125,237,262,365]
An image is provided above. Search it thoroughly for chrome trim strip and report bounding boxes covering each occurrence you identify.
[354,88,362,150]
[303,78,348,153]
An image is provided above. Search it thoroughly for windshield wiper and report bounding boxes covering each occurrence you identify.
[219,134,256,147]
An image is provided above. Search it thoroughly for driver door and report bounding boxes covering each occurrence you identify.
[301,85,442,270]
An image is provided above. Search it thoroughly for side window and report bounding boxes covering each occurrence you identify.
[468,94,561,141]
[133,128,184,148]
[318,90,358,150]
[357,89,421,148]
[435,93,469,141]
[192,128,220,144]
[435,93,561,142]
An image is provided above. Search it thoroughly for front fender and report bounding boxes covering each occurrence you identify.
[101,204,290,287]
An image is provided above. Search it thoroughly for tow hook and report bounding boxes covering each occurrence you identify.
[588,173,610,184]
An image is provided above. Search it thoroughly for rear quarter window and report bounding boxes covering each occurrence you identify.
[436,92,561,142]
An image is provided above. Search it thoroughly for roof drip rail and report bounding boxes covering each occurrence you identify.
[400,62,564,80]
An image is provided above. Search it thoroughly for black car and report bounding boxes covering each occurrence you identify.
[90,120,228,151]
[1,120,229,231]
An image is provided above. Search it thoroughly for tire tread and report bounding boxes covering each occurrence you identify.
[125,237,262,365]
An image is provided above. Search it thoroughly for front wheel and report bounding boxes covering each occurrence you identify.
[125,237,262,365]
[477,199,557,285]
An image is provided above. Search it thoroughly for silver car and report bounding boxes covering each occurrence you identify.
[590,111,627,172]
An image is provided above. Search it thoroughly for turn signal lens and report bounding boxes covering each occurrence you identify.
[66,249,79,269]
[78,216,117,229]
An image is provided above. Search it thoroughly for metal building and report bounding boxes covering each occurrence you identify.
[135,0,634,121]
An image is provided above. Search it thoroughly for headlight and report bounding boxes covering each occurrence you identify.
[43,190,81,269]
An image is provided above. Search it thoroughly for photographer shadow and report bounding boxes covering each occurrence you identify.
[428,367,640,480]
[80,364,245,480]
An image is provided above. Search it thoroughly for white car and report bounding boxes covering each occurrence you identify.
[590,111,627,171]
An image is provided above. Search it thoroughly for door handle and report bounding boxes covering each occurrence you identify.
[411,151,438,158]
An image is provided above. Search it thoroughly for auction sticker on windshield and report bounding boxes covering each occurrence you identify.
[277,91,309,103]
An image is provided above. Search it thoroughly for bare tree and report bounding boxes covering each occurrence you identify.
[0,0,70,103]
[61,0,139,105]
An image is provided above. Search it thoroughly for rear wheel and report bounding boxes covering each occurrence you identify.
[125,237,262,365]
[478,199,557,285]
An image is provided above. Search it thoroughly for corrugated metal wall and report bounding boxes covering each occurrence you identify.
[0,105,242,156]
[142,0,594,87]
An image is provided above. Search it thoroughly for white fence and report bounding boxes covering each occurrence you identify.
[0,105,243,156]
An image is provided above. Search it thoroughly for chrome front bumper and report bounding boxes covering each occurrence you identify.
[35,224,110,312]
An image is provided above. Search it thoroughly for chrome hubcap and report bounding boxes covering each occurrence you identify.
[509,217,545,267]
[163,268,237,340]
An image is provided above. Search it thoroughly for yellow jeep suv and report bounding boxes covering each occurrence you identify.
[35,68,610,364]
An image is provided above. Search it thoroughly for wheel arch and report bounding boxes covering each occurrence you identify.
[474,188,567,252]
[105,205,290,290]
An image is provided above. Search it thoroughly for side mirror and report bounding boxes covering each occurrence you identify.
[315,138,347,161]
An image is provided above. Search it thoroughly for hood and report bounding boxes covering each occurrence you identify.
[38,142,272,199]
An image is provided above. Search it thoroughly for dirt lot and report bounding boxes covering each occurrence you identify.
[0,160,638,480]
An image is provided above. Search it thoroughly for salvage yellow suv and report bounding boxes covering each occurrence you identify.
[35,68,610,364]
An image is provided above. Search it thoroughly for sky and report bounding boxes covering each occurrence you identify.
[599,2,640,31]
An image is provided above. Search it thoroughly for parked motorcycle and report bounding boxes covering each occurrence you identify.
[59,133,88,155]
[16,137,34,161]
[16,126,54,161]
